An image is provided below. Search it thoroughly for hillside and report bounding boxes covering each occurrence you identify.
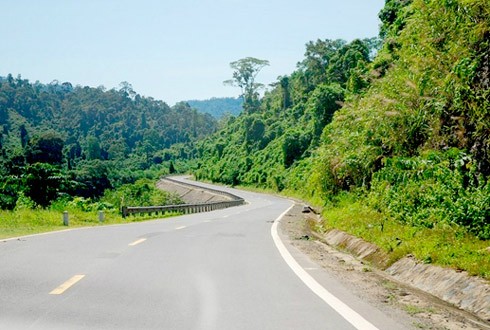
[192,0,489,277]
[185,97,243,119]
[0,78,217,208]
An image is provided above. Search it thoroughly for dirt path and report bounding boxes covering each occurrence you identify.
[280,203,490,330]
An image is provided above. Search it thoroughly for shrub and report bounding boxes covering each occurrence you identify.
[101,179,183,209]
[368,149,489,239]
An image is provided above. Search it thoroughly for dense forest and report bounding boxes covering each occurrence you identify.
[0,78,217,209]
[186,97,243,119]
[193,0,489,240]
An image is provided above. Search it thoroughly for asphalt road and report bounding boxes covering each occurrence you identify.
[0,178,408,329]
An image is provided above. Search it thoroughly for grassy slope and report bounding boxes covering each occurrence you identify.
[297,0,490,279]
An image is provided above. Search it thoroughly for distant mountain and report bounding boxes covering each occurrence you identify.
[186,97,243,118]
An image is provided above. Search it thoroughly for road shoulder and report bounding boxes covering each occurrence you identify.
[279,203,490,330]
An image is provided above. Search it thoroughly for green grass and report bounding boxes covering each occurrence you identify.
[0,208,181,240]
[318,193,490,280]
[403,304,435,316]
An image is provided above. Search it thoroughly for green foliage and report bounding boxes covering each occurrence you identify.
[14,192,36,210]
[319,194,490,279]
[224,57,270,113]
[69,159,111,198]
[282,130,311,168]
[26,131,64,165]
[0,175,22,209]
[101,179,183,209]
[85,136,102,160]
[298,39,347,91]
[22,163,69,207]
[308,0,490,201]
[244,115,266,145]
[195,38,375,191]
[369,150,489,239]
[65,197,114,212]
[0,77,218,208]
[378,0,413,38]
[193,0,490,279]
[302,83,344,141]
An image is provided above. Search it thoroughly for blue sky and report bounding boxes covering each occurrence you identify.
[2,0,385,105]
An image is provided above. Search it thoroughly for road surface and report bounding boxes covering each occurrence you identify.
[0,178,408,329]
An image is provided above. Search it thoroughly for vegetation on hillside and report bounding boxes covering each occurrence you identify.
[304,0,490,239]
[0,78,216,210]
[191,0,489,275]
[194,37,377,187]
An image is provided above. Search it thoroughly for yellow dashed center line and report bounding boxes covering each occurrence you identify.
[128,238,147,246]
[50,275,85,295]
[175,226,187,230]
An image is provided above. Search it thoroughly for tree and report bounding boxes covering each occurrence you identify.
[22,163,67,207]
[378,0,413,38]
[85,136,101,160]
[26,132,64,165]
[70,160,111,198]
[224,57,269,113]
[169,161,176,174]
[298,39,346,90]
[326,39,370,87]
[19,124,29,148]
[270,76,292,110]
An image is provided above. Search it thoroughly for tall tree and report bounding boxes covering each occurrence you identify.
[19,124,29,148]
[224,57,269,113]
[298,39,346,90]
[26,132,64,165]
[22,163,67,207]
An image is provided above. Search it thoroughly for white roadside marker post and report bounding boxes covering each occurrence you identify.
[63,211,69,226]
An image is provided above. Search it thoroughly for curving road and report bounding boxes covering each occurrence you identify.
[0,178,408,329]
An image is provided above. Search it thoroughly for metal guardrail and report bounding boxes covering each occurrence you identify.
[121,177,245,218]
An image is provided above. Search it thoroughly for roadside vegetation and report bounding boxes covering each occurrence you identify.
[192,0,490,279]
[0,78,214,211]
[0,178,183,239]
[0,77,204,238]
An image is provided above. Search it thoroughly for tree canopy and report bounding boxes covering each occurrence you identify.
[224,57,269,113]
[0,78,217,208]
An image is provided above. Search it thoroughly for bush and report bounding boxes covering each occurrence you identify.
[101,179,183,209]
[368,149,489,239]
[66,197,114,212]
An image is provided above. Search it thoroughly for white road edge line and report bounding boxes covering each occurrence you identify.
[271,204,380,330]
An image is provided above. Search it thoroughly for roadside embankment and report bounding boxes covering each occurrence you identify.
[305,214,490,324]
[157,178,232,204]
